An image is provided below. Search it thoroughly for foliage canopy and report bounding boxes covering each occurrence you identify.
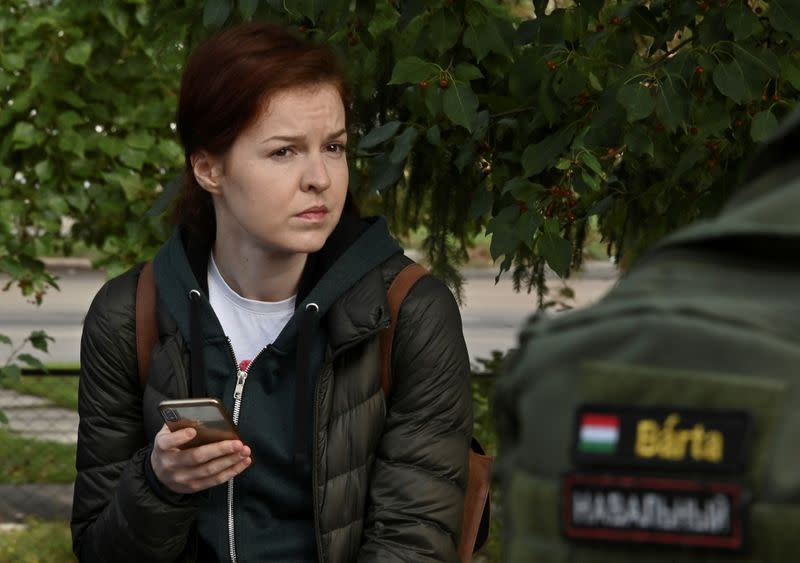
[1,0,798,333]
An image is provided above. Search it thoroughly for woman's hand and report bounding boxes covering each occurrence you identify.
[150,424,252,494]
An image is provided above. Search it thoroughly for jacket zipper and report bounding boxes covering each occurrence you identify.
[225,337,268,563]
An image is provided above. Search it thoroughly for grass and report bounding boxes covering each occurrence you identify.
[0,519,75,563]
[0,376,80,411]
[0,366,80,411]
[0,428,76,484]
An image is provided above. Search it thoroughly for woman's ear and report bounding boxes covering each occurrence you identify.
[191,151,224,195]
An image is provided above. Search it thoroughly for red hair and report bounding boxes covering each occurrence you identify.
[173,22,349,238]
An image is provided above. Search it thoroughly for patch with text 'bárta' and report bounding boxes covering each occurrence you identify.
[561,473,747,551]
[573,404,751,472]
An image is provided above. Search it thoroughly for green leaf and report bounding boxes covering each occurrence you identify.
[655,77,688,132]
[443,82,479,132]
[120,148,147,170]
[455,141,477,173]
[712,61,750,104]
[369,153,405,192]
[538,231,572,277]
[469,185,493,219]
[522,127,574,177]
[0,334,11,346]
[296,0,324,23]
[725,3,760,41]
[588,72,603,92]
[579,151,604,178]
[514,182,544,202]
[58,130,86,158]
[426,125,441,146]
[487,206,522,260]
[238,0,259,18]
[769,0,800,40]
[624,125,654,157]
[11,122,44,149]
[203,0,232,29]
[34,160,53,182]
[672,146,704,181]
[428,8,461,54]
[56,111,83,130]
[388,57,439,85]
[581,170,600,191]
[1,53,25,71]
[732,44,780,78]
[65,41,93,66]
[751,110,779,143]
[17,353,45,371]
[463,17,513,62]
[101,6,129,37]
[389,127,419,164]
[781,56,800,91]
[358,121,402,150]
[616,83,656,122]
[126,132,155,150]
[454,63,484,82]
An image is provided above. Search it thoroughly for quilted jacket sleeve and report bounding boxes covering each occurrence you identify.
[70,269,199,562]
[358,276,472,562]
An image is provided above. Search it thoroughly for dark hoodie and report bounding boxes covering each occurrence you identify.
[151,215,401,562]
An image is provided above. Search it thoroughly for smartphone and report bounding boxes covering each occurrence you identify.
[158,398,241,449]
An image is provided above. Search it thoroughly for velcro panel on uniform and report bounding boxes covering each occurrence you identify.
[576,362,786,498]
[572,404,751,472]
[561,473,747,551]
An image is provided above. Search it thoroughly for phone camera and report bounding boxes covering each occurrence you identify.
[163,408,179,422]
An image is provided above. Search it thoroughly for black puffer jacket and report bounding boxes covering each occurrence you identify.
[71,218,472,562]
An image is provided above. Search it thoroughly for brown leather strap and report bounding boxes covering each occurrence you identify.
[135,261,157,388]
[379,263,429,397]
[458,451,493,563]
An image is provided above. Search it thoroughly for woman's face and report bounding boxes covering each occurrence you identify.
[201,84,348,257]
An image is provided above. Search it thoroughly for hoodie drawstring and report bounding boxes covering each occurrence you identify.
[294,302,320,467]
[188,289,208,398]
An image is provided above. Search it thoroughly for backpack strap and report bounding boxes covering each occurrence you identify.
[379,263,429,397]
[135,261,158,388]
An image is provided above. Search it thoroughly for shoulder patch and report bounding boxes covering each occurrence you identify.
[572,404,752,472]
[561,473,747,551]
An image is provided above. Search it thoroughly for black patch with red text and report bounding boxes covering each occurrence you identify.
[561,473,747,551]
[572,404,751,472]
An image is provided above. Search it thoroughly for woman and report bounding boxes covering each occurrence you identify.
[70,21,472,563]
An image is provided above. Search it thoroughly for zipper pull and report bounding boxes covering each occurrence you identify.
[233,370,248,400]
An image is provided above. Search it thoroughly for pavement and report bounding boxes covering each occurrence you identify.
[0,258,619,524]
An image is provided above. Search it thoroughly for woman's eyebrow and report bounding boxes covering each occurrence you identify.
[261,128,347,144]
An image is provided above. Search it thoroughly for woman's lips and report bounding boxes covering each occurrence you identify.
[295,206,328,221]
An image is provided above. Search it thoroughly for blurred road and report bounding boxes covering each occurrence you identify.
[0,259,618,366]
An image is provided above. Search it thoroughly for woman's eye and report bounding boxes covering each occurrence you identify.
[271,147,293,159]
[326,143,346,155]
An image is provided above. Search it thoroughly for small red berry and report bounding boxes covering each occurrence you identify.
[546,61,558,72]
[610,15,621,25]
[438,78,449,89]
[755,6,763,15]
[695,66,705,75]
[773,93,781,101]
[655,122,666,132]
[762,94,769,102]
[707,159,716,169]
[690,126,698,135]
[419,79,429,89]
[298,25,307,33]
[734,119,744,128]
[567,211,577,222]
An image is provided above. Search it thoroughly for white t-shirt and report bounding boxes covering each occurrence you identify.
[208,254,296,369]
